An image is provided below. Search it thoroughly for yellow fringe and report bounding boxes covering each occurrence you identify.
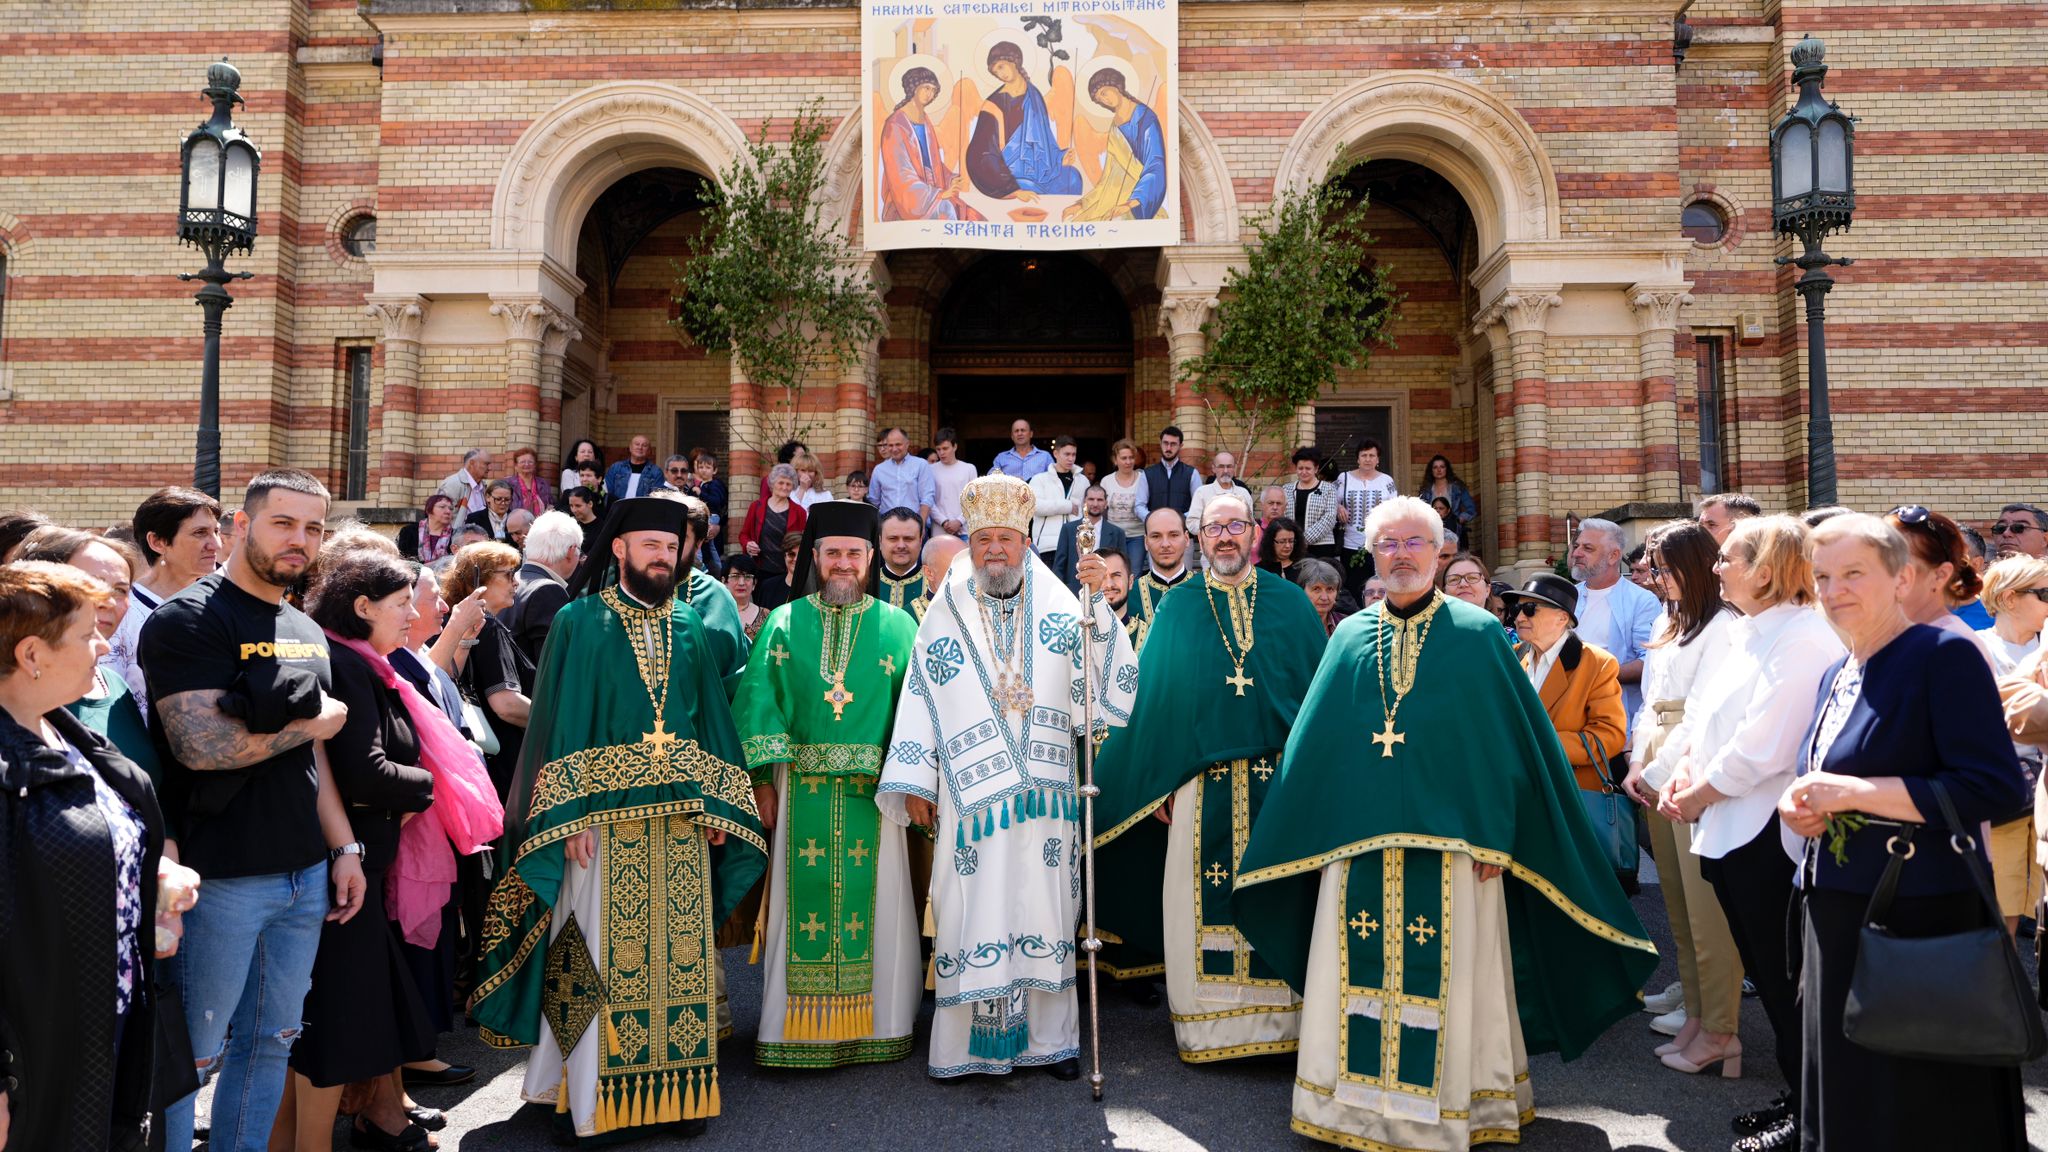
[604,1015,622,1057]
[555,1069,570,1114]
[594,1080,614,1134]
[707,1068,722,1117]
[684,1068,703,1120]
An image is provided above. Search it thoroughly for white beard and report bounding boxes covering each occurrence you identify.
[978,559,1024,598]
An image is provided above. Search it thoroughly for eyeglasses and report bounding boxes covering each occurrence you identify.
[1511,602,1542,618]
[1200,521,1253,539]
[1647,564,1666,578]
[1890,505,1931,525]
[1372,536,1434,556]
[2024,588,2048,604]
[1444,573,1487,589]
[1992,523,2044,536]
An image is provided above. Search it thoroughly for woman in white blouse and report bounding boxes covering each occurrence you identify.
[1621,522,1742,1076]
[789,450,834,511]
[1976,553,2048,934]
[1659,516,1843,1121]
[1100,438,1151,571]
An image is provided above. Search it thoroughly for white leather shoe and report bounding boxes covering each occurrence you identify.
[1643,981,1683,1015]
[1649,1006,1687,1036]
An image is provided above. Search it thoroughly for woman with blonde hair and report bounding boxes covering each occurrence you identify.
[1977,552,2048,934]
[790,451,833,511]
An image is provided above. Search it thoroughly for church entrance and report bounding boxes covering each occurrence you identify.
[931,253,1132,473]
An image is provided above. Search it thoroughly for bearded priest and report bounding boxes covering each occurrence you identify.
[733,500,922,1069]
[1232,496,1656,1152]
[1093,491,1329,1063]
[878,474,1139,1080]
[472,497,767,1145]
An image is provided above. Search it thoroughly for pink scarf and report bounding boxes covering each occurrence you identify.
[324,631,504,948]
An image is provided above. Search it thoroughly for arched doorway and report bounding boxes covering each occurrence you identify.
[931,253,1133,469]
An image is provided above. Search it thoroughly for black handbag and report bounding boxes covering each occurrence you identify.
[1842,779,2048,1066]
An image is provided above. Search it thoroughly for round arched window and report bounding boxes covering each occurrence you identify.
[340,214,378,258]
[1681,200,1728,246]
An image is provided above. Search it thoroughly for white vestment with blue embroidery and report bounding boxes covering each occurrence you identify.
[878,555,1137,1076]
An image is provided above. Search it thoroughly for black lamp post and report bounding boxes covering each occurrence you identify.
[177,60,260,499]
[1769,35,1855,508]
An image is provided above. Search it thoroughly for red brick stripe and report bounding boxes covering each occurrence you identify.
[380,120,531,147]
[1857,194,2048,219]
[0,90,286,116]
[385,51,861,83]
[1857,130,2048,155]
[1841,454,2048,479]
[1836,388,2048,415]
[1557,172,1680,198]
[1182,42,1665,70]
[1799,4,2048,28]
[1838,257,2048,284]
[0,32,292,55]
[1829,67,2048,93]
[1521,106,1679,134]
[0,152,175,177]
[1825,323,2045,349]
[379,185,493,211]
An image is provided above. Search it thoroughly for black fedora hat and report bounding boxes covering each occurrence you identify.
[1500,572,1579,626]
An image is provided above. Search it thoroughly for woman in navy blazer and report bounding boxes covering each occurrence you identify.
[1782,513,2029,1152]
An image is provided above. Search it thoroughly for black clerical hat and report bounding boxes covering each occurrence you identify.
[791,500,884,599]
[1500,573,1579,626]
[566,497,689,598]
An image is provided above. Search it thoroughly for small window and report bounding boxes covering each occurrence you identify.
[343,347,373,500]
[1682,200,1728,246]
[1696,336,1728,496]
[340,214,377,258]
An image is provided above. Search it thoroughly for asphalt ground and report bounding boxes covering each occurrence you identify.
[211,858,2048,1151]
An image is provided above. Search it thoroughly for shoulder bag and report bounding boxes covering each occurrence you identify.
[1576,731,1638,873]
[1843,779,2048,1065]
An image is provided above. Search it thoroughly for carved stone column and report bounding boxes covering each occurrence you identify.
[490,297,573,463]
[728,356,764,514]
[1629,285,1694,505]
[1477,289,1563,563]
[538,317,581,479]
[833,256,890,483]
[364,295,427,509]
[1158,289,1218,463]
[1471,308,1516,560]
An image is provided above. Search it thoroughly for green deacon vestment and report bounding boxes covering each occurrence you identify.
[686,567,751,695]
[1093,569,1328,1057]
[474,588,766,1142]
[1232,593,1654,1134]
[1123,568,1191,653]
[732,594,920,1067]
[878,566,925,614]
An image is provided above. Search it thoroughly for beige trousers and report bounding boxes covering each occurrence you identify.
[1647,812,1745,1034]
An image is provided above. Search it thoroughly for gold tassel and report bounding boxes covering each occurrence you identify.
[555,1070,570,1114]
[638,1074,655,1128]
[604,1014,622,1057]
[663,1071,681,1124]
[630,1075,647,1129]
[707,1068,722,1117]
[595,1080,614,1134]
[684,1068,703,1120]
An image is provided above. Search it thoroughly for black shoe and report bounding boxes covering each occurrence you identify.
[404,1106,447,1132]
[1732,1094,1792,1136]
[402,1063,477,1087]
[349,1120,431,1152]
[1731,1115,1797,1152]
[1122,979,1161,1007]
[1045,1057,1082,1081]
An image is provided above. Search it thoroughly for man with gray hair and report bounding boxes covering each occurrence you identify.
[1567,516,1660,737]
[438,446,493,515]
[1992,502,2048,559]
[506,509,583,664]
[506,507,535,551]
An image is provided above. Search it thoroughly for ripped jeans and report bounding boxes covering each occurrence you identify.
[161,859,329,1152]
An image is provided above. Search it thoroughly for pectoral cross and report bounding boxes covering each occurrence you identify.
[641,717,678,755]
[1349,910,1380,940]
[1371,718,1405,758]
[878,654,897,676]
[768,644,790,667]
[798,913,826,941]
[1224,669,1255,697]
[824,678,855,721]
[1204,862,1230,888]
[799,839,826,866]
[1406,915,1437,945]
[846,839,870,866]
[996,671,1033,717]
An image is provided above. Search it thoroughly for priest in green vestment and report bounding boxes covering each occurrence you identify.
[473,498,767,1145]
[1232,497,1656,1152]
[877,507,927,612]
[1125,507,1193,652]
[1095,492,1329,1062]
[732,501,922,1068]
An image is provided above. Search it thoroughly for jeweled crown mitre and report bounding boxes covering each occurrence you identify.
[960,474,1036,537]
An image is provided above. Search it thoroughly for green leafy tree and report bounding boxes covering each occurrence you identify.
[672,103,882,455]
[1182,168,1398,471]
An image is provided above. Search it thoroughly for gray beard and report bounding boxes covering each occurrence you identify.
[819,576,864,606]
[978,559,1024,599]
[1207,549,1248,578]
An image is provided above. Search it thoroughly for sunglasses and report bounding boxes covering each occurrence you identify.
[1511,601,1542,618]
[1992,523,2043,536]
[2023,588,2048,604]
[1891,504,1930,525]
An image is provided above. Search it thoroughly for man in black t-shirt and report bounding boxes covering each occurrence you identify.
[141,468,359,1152]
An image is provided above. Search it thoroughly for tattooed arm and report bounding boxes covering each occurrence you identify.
[155,688,349,771]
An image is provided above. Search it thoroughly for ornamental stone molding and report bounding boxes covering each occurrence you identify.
[492,82,752,273]
[364,295,428,343]
[1628,286,1696,332]
[1274,73,1560,255]
[1157,290,1219,340]
[490,297,576,344]
[1473,289,1565,338]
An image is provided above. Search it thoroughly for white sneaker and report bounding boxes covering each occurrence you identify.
[1649,1006,1688,1036]
[1643,981,1683,1015]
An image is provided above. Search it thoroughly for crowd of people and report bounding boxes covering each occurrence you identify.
[1,423,2045,1152]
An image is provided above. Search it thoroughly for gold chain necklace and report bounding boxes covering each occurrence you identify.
[1372,592,1441,758]
[975,582,1033,718]
[813,594,870,721]
[1202,571,1259,697]
[602,587,679,753]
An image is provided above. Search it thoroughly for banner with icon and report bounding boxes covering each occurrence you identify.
[861,2,1179,251]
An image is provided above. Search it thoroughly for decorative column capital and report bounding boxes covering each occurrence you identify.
[1158,290,1219,339]
[364,295,428,343]
[541,316,582,360]
[1627,284,1695,333]
[490,296,573,344]
[1497,289,1565,337]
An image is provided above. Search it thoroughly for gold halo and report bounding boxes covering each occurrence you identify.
[884,54,954,124]
[972,28,1039,98]
[1074,54,1145,129]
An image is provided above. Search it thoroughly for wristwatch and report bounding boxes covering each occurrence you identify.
[329,841,366,862]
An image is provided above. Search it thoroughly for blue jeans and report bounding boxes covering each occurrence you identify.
[162,860,329,1152]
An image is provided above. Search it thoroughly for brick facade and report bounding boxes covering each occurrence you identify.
[0,0,2041,563]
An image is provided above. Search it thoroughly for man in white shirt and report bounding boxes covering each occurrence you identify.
[929,427,978,537]
[1570,517,1661,738]
[1185,449,1244,536]
[438,447,493,515]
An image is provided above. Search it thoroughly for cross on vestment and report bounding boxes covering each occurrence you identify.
[768,644,791,667]
[1406,916,1437,945]
[1251,759,1274,781]
[1205,862,1230,887]
[641,717,679,755]
[847,839,870,866]
[799,839,826,866]
[824,679,855,720]
[1371,718,1405,758]
[878,654,897,676]
[846,913,866,939]
[1225,669,1255,696]
[1208,763,1230,781]
[798,913,827,940]
[1350,910,1380,940]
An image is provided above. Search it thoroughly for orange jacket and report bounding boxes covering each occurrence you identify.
[1521,634,1629,792]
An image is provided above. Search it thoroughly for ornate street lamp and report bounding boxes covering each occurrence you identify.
[1769,35,1855,508]
[177,60,260,499]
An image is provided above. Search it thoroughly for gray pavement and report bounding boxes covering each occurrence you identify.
[270,867,2048,1151]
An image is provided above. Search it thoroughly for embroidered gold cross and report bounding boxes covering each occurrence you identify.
[799,839,826,866]
[641,718,678,755]
[804,776,823,794]
[1406,916,1437,945]
[1350,910,1380,940]
[1224,669,1255,696]
[1251,759,1275,781]
[798,913,826,940]
[846,913,866,939]
[846,839,870,866]
[879,654,897,676]
[1207,763,1229,780]
[824,678,855,720]
[1372,719,1405,758]
[1205,862,1230,887]
[768,644,790,667]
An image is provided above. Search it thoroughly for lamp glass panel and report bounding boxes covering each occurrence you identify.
[186,138,221,211]
[1778,122,1812,198]
[1817,120,1847,192]
[223,145,256,219]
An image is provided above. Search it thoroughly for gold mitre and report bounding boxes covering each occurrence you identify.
[960,474,1036,537]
